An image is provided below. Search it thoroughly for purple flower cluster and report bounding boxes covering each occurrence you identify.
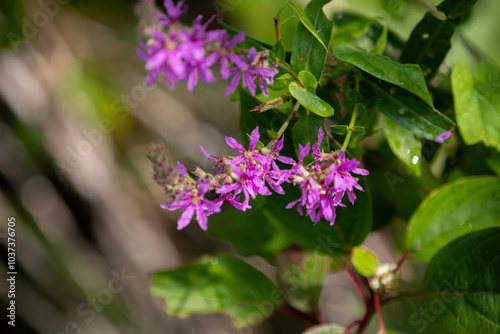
[136,0,278,96]
[286,128,369,225]
[149,127,369,230]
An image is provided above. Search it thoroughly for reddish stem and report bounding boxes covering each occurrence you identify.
[345,268,369,304]
[374,293,386,333]
[274,16,279,42]
[344,320,361,333]
[396,251,410,270]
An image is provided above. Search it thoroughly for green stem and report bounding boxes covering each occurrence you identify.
[341,74,361,151]
[265,100,300,150]
[277,62,299,81]
[341,100,358,151]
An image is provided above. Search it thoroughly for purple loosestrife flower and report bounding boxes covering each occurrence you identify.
[264,136,295,194]
[286,128,369,226]
[216,127,272,210]
[161,162,222,230]
[327,150,369,204]
[213,30,246,79]
[224,47,279,97]
[161,0,188,25]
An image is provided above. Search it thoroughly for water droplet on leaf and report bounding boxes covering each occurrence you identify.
[412,156,419,164]
[398,108,405,115]
[210,256,219,265]
[421,33,430,39]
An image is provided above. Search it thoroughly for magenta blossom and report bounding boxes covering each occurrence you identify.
[161,163,222,230]
[224,47,279,97]
[285,128,369,226]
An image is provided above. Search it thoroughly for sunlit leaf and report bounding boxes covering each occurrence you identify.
[351,246,379,277]
[151,255,282,329]
[290,0,333,80]
[288,3,327,50]
[383,116,422,176]
[452,60,500,151]
[289,82,334,117]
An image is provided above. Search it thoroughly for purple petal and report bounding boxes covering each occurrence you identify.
[276,155,295,164]
[339,159,359,172]
[198,145,215,160]
[247,47,257,63]
[216,183,239,194]
[195,204,208,230]
[312,127,324,158]
[435,130,452,143]
[224,72,241,97]
[177,161,188,176]
[243,72,256,96]
[227,53,248,69]
[228,32,246,47]
[177,205,194,230]
[161,199,190,211]
[145,49,168,70]
[286,199,300,209]
[187,67,198,91]
[225,136,246,152]
[353,167,369,175]
[219,56,231,80]
[298,143,310,163]
[249,127,260,151]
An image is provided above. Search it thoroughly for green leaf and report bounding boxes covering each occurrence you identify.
[289,82,334,117]
[372,25,388,55]
[360,78,455,141]
[407,176,500,262]
[302,323,345,334]
[277,250,331,313]
[290,0,333,81]
[452,60,500,151]
[298,70,318,92]
[423,227,500,333]
[331,15,372,47]
[351,246,379,277]
[330,125,349,135]
[273,73,295,90]
[288,4,327,50]
[258,179,372,256]
[383,116,422,176]
[150,255,282,329]
[292,107,329,163]
[333,45,433,106]
[270,39,286,63]
[400,0,478,80]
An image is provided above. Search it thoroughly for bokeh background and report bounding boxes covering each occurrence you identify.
[1,0,499,333]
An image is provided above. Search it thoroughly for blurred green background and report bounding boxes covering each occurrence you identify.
[1,0,499,333]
